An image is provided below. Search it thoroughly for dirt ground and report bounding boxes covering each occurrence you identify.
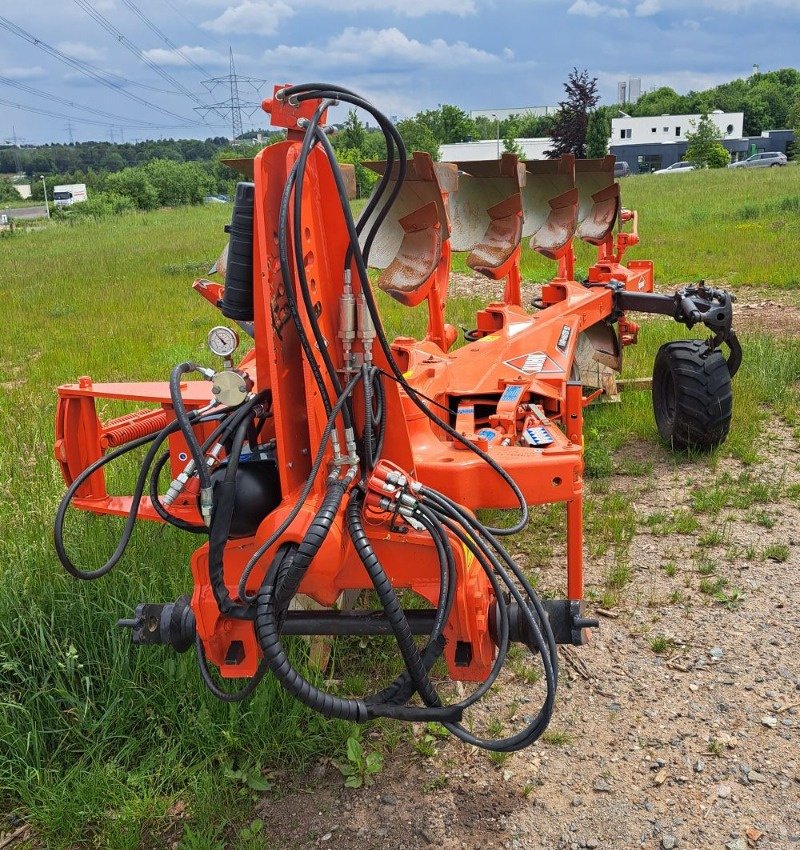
[256,416,800,850]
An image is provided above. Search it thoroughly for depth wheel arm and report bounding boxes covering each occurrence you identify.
[612,282,741,377]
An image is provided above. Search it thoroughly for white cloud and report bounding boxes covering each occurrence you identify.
[201,1,294,36]
[567,0,629,18]
[55,41,108,62]
[263,27,509,70]
[141,45,228,66]
[309,0,477,15]
[1,66,47,80]
[635,0,661,15]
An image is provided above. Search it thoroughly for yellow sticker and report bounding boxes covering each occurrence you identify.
[402,370,414,379]
[479,334,499,343]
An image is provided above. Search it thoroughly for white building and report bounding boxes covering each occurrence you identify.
[440,137,551,162]
[611,110,744,146]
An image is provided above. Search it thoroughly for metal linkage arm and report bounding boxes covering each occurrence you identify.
[612,282,741,377]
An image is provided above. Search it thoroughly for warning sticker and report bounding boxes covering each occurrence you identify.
[503,352,562,375]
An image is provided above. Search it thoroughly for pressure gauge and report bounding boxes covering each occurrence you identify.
[207,326,239,358]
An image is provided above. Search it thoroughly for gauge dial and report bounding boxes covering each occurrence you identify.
[207,325,239,357]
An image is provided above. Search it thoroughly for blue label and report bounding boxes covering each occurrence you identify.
[500,384,523,403]
[478,428,496,440]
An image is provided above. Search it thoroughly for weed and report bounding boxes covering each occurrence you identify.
[662,561,677,577]
[335,735,384,788]
[763,543,789,563]
[488,751,510,767]
[753,511,776,529]
[649,635,674,654]
[696,557,718,576]
[414,734,438,758]
[707,739,724,756]
[645,510,700,536]
[700,576,728,596]
[541,730,571,746]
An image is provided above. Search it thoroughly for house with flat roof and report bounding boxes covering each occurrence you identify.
[610,110,794,172]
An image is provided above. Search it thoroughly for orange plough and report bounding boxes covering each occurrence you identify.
[54,84,740,750]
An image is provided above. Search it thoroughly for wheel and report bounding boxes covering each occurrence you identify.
[652,340,732,451]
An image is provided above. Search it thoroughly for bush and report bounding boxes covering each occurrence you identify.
[0,180,22,203]
[66,193,136,220]
[141,159,212,206]
[105,168,159,210]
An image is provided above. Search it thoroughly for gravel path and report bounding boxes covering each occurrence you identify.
[257,420,800,850]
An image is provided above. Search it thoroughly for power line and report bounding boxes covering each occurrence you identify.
[0,14,199,123]
[198,48,265,142]
[73,0,209,111]
[0,95,219,131]
[117,0,212,79]
[0,76,174,129]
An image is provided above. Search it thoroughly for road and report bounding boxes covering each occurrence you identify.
[1,206,48,220]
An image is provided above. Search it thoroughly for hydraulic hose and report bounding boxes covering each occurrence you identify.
[54,409,220,580]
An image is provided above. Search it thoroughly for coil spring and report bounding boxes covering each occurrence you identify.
[101,409,169,448]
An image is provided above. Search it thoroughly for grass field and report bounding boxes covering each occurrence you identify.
[0,165,799,848]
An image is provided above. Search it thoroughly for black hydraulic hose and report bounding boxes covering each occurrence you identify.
[207,416,252,618]
[54,410,217,580]
[149,452,207,534]
[278,152,338,420]
[236,370,363,604]
[290,100,354,432]
[149,394,266,534]
[195,634,269,703]
[169,363,212,495]
[312,124,530,536]
[272,481,348,617]
[346,493,441,708]
[360,499,455,709]
[255,550,461,725]
[255,536,369,723]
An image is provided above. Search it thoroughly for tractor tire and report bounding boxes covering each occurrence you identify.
[652,340,732,452]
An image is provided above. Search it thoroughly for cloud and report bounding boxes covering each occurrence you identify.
[141,45,228,67]
[1,66,47,80]
[635,0,661,15]
[201,1,294,36]
[307,0,477,15]
[567,0,629,18]
[55,41,109,62]
[263,27,509,70]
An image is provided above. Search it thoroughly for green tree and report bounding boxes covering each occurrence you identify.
[585,107,612,158]
[0,180,21,203]
[546,68,600,158]
[684,115,729,168]
[395,117,440,158]
[787,98,800,160]
[105,168,159,210]
[141,159,211,206]
[337,110,367,151]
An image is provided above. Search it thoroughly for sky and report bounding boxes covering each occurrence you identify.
[1,0,799,145]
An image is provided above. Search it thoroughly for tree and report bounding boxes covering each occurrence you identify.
[546,68,600,159]
[0,180,21,203]
[684,115,729,168]
[337,110,367,151]
[585,107,612,158]
[787,98,800,160]
[395,117,440,159]
[105,168,159,210]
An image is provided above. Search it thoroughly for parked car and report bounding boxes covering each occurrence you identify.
[652,161,696,175]
[728,152,788,169]
[614,160,630,179]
